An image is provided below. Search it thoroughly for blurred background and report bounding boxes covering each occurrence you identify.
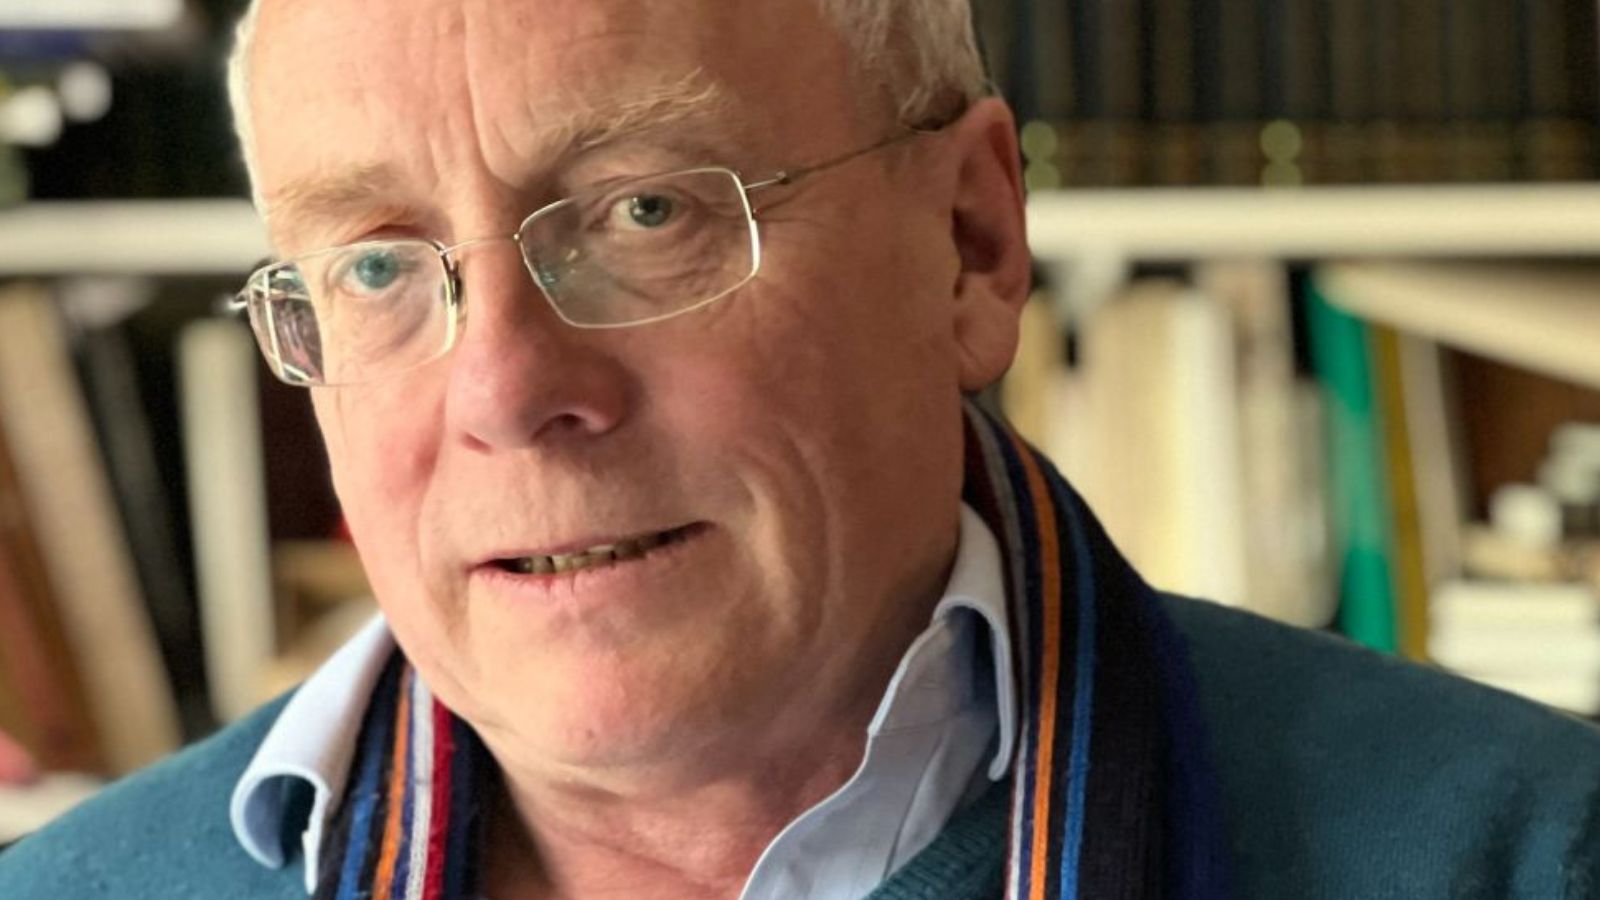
[4,0,1600,842]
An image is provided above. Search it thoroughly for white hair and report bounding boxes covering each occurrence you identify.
[814,0,991,124]
[225,0,990,197]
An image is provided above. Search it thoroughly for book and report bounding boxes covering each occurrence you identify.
[1519,0,1598,180]
[1395,0,1448,182]
[1028,0,1075,120]
[1368,325,1431,661]
[1304,276,1399,653]
[1429,578,1600,714]
[1208,0,1264,184]
[0,284,179,774]
[1147,0,1202,184]
[61,282,211,739]
[1197,260,1332,627]
[178,318,278,723]
[0,426,102,772]
[1323,0,1372,182]
[1053,278,1250,608]
[1395,336,1467,596]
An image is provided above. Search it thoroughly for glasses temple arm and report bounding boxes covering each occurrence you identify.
[741,128,929,197]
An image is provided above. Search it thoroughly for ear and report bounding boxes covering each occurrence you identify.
[944,98,1031,392]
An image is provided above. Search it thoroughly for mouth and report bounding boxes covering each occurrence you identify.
[486,523,704,577]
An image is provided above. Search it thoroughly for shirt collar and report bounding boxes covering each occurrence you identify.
[229,503,1018,885]
[229,614,392,891]
[934,503,1016,779]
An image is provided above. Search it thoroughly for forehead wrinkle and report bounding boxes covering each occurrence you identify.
[262,73,730,238]
[479,67,739,187]
[563,69,734,152]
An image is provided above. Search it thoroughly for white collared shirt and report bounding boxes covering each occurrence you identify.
[232,505,1017,899]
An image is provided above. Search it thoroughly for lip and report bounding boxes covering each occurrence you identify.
[469,522,711,601]
[473,518,700,560]
[471,522,706,571]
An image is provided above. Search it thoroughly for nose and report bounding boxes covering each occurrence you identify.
[442,243,634,451]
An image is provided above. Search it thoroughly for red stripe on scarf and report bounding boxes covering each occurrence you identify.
[423,699,456,900]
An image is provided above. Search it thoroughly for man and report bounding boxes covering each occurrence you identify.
[4,1,1600,898]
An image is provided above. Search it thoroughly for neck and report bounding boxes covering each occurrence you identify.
[483,725,872,900]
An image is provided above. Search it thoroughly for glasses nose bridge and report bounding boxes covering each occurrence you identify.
[437,230,525,268]
[436,230,551,322]
[437,229,539,293]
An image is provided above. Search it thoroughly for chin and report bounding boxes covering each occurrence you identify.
[483,652,769,774]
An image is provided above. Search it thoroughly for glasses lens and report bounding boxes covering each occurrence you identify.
[244,240,453,386]
[519,168,758,326]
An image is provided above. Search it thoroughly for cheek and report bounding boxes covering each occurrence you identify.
[652,212,962,558]
[316,378,480,698]
[315,379,446,579]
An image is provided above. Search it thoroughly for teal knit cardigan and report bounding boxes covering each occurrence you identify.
[4,595,1600,899]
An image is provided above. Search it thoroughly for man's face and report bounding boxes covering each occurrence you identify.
[248,0,1020,773]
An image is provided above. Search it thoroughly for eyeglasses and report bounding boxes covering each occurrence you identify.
[232,129,927,387]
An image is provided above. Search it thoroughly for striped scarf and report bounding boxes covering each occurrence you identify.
[313,657,489,900]
[315,401,1231,899]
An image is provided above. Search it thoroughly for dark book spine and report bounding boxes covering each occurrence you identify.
[73,322,212,740]
[1031,0,1075,121]
[1273,0,1325,185]
[1150,0,1203,184]
[1519,0,1597,180]
[1444,0,1489,179]
[1210,0,1265,184]
[1481,0,1522,180]
[1325,0,1373,182]
[1368,0,1404,181]
[1405,0,1447,181]
[1058,0,1143,185]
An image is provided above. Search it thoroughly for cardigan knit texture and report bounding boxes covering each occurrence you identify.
[3,594,1600,899]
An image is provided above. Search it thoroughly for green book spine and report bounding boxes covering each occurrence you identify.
[1304,277,1399,653]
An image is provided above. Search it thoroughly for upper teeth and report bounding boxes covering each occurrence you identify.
[505,531,669,575]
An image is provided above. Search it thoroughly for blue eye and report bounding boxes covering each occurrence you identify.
[611,194,676,230]
[352,250,403,290]
[631,195,673,226]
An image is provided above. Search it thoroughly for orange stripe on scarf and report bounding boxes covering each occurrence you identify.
[1013,433,1063,900]
[372,667,415,897]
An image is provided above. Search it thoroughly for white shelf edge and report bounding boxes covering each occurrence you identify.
[0,199,267,276]
[1027,184,1600,261]
[6,186,1600,278]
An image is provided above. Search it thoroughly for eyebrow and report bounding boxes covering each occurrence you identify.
[262,70,734,251]
[264,163,411,246]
